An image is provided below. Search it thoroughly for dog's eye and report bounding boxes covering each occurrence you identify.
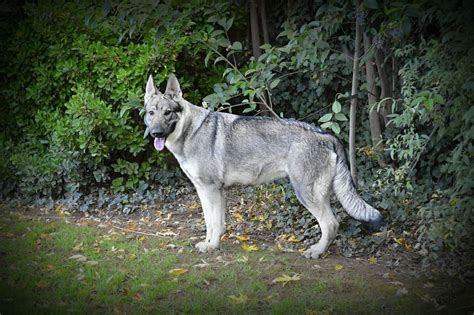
[148,111,154,116]
[164,110,172,116]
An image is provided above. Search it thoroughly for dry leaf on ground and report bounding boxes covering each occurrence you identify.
[242,242,258,252]
[272,273,301,286]
[168,268,188,278]
[227,294,248,304]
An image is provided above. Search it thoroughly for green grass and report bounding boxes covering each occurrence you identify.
[0,215,434,314]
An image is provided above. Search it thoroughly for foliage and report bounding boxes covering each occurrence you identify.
[0,1,224,197]
[0,0,472,256]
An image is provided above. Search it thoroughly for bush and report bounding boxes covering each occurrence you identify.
[0,1,225,197]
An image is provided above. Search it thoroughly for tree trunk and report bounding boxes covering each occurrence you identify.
[259,0,269,44]
[349,6,362,186]
[250,0,268,114]
[375,48,391,125]
[249,0,261,59]
[363,32,384,166]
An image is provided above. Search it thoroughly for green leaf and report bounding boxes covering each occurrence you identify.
[270,79,280,89]
[318,113,333,123]
[112,177,123,187]
[231,41,242,51]
[217,37,230,47]
[433,94,444,104]
[332,101,342,113]
[331,123,341,135]
[424,98,434,110]
[334,113,347,121]
[204,52,212,67]
[320,121,332,129]
[224,17,234,31]
[401,17,412,35]
[214,56,226,65]
[363,0,378,9]
[244,68,256,76]
[410,96,425,107]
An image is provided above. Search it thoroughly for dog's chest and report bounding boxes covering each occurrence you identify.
[177,158,206,184]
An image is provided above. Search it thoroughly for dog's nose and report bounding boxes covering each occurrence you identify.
[151,129,164,138]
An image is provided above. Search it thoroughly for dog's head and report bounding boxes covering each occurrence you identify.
[144,74,183,151]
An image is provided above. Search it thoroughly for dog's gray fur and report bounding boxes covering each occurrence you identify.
[144,74,384,258]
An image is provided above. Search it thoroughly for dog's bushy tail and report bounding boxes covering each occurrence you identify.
[332,142,384,229]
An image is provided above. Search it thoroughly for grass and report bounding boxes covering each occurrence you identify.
[0,213,435,314]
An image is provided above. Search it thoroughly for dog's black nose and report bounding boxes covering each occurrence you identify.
[150,129,164,138]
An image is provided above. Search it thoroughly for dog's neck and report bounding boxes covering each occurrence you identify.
[165,100,209,158]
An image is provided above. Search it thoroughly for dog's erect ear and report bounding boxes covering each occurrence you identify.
[165,74,182,100]
[145,75,156,100]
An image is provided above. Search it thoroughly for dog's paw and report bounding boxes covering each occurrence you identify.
[302,249,321,259]
[195,241,211,253]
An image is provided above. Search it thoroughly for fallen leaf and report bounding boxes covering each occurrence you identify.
[158,229,177,237]
[236,234,250,241]
[227,294,248,304]
[39,233,51,240]
[190,201,200,209]
[127,222,138,230]
[168,268,188,278]
[389,281,404,286]
[137,236,145,242]
[73,241,84,252]
[242,242,258,252]
[393,237,412,250]
[120,287,129,296]
[277,242,294,252]
[233,213,244,221]
[272,273,301,286]
[396,287,408,296]
[68,254,87,262]
[286,235,300,243]
[298,248,306,254]
[235,255,249,263]
[265,221,272,229]
[36,280,49,288]
[133,293,142,301]
[86,260,98,266]
[194,260,209,268]
[334,264,344,272]
[368,256,377,264]
[423,282,434,288]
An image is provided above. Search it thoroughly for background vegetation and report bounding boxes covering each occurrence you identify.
[0,0,472,260]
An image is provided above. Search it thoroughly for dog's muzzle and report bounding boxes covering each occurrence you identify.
[150,128,166,151]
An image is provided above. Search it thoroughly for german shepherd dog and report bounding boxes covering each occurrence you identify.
[144,74,383,258]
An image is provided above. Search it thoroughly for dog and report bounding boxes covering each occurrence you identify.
[144,74,384,259]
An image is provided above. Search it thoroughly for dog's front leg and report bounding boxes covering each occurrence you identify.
[194,184,226,253]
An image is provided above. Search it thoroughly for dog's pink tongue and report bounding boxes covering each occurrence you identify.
[154,137,165,151]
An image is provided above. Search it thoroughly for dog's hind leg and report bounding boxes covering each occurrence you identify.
[194,184,226,253]
[303,193,339,259]
[289,154,339,259]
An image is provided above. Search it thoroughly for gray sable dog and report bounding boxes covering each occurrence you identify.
[144,74,384,259]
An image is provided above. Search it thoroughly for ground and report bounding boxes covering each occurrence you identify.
[0,188,472,314]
